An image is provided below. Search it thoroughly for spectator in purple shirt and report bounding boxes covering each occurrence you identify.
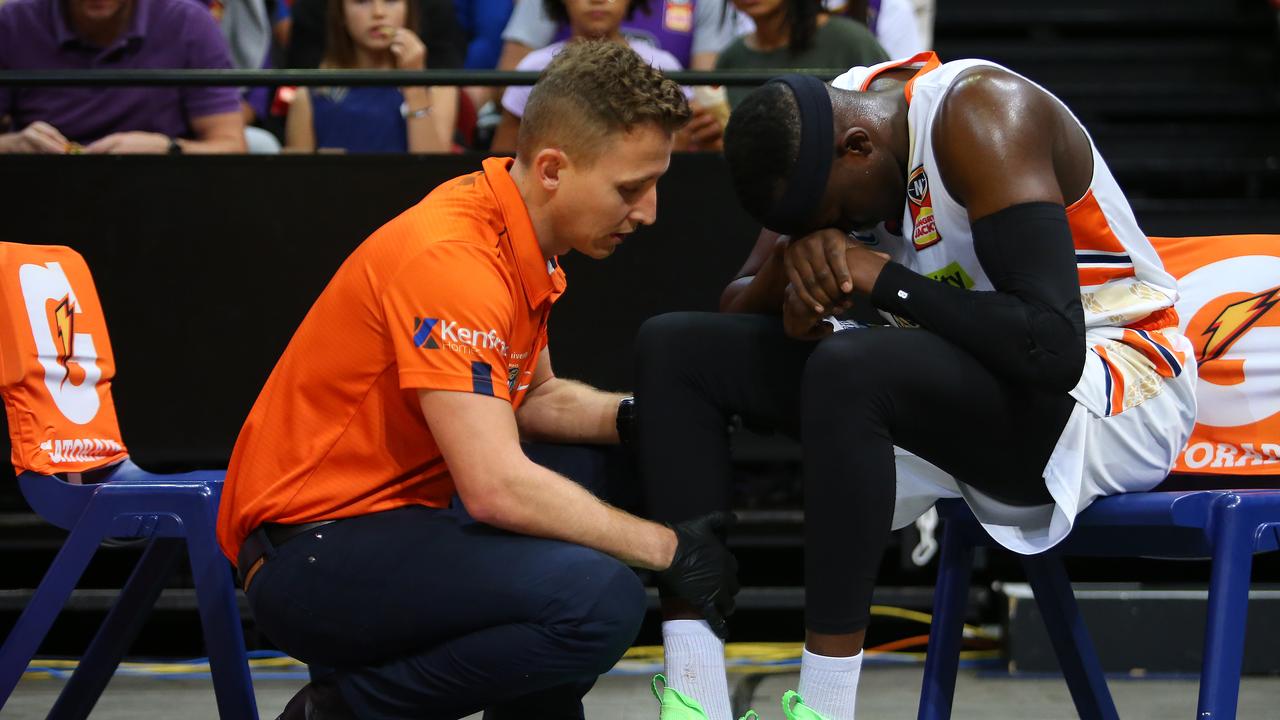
[0,0,247,153]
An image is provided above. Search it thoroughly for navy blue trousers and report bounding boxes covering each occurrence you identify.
[245,444,645,720]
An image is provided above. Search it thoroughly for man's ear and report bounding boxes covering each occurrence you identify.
[533,147,568,191]
[838,126,874,158]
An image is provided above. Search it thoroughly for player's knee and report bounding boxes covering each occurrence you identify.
[802,331,890,404]
[542,549,646,672]
[636,312,717,369]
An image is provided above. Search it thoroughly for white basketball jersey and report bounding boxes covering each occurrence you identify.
[834,53,1195,420]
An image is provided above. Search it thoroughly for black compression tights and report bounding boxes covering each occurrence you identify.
[635,312,1075,634]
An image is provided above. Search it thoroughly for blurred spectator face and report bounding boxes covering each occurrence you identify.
[70,0,130,23]
[343,0,408,51]
[564,0,627,40]
[731,0,784,22]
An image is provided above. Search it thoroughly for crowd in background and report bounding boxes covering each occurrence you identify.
[0,0,935,154]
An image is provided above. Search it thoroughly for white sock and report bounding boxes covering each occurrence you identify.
[797,648,862,720]
[662,619,733,720]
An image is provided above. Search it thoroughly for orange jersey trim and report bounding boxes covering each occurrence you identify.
[858,51,942,104]
[1124,306,1180,333]
[1093,345,1126,417]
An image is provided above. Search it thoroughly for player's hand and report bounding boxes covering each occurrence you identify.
[85,131,170,154]
[389,28,427,70]
[784,228,855,313]
[1,121,70,154]
[783,283,834,340]
[655,512,740,638]
[684,101,723,150]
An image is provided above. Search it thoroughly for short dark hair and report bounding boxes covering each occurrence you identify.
[543,0,651,26]
[723,82,801,227]
[519,41,691,164]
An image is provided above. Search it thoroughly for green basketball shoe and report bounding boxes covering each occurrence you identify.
[781,690,830,720]
[650,675,759,720]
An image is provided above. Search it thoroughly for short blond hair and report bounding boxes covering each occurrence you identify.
[517,41,691,164]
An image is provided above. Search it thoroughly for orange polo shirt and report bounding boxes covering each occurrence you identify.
[216,157,566,562]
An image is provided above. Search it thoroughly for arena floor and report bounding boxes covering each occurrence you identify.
[7,667,1280,719]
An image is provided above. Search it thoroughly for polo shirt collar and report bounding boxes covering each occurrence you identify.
[482,156,567,309]
[54,0,148,48]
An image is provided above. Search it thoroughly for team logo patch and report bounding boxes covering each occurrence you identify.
[906,166,941,251]
[507,365,520,392]
[413,317,440,349]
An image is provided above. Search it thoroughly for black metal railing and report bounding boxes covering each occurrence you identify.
[0,68,849,88]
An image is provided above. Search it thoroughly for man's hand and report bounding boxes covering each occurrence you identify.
[389,28,427,70]
[785,229,892,313]
[85,131,171,154]
[0,121,70,154]
[784,228,855,313]
[783,284,834,340]
[655,512,740,638]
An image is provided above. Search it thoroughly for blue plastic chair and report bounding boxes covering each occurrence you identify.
[0,242,257,718]
[919,489,1280,720]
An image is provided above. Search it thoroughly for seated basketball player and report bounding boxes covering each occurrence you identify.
[638,53,1198,719]
[216,41,738,720]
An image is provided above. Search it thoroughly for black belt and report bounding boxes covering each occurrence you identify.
[236,520,337,587]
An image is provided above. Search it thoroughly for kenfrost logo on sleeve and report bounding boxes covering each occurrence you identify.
[412,317,509,357]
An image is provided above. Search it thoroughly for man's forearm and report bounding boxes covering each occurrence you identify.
[180,134,247,154]
[472,459,677,570]
[515,377,624,444]
[720,250,789,314]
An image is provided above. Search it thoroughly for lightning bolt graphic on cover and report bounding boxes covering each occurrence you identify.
[1201,286,1279,362]
[51,296,75,389]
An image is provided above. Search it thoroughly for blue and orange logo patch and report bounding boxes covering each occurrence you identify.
[413,317,440,349]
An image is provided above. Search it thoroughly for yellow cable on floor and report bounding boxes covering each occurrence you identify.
[21,605,999,680]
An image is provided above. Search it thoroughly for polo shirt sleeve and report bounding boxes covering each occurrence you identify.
[178,4,242,120]
[380,241,516,401]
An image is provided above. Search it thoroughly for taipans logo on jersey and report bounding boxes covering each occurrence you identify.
[1201,286,1279,362]
[906,166,941,251]
[507,365,520,392]
[50,294,76,384]
[413,317,440,349]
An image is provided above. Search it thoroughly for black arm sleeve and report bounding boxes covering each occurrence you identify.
[869,201,1087,392]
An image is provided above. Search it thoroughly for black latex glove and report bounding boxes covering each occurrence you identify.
[655,512,740,638]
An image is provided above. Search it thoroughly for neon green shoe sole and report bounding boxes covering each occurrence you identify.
[652,674,711,720]
[782,689,830,720]
[650,674,759,720]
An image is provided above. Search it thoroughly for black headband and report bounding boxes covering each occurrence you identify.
[762,74,834,235]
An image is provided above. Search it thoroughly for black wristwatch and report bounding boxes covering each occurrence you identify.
[616,396,636,448]
[167,137,183,155]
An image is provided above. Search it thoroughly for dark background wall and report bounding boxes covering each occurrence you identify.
[0,154,762,474]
